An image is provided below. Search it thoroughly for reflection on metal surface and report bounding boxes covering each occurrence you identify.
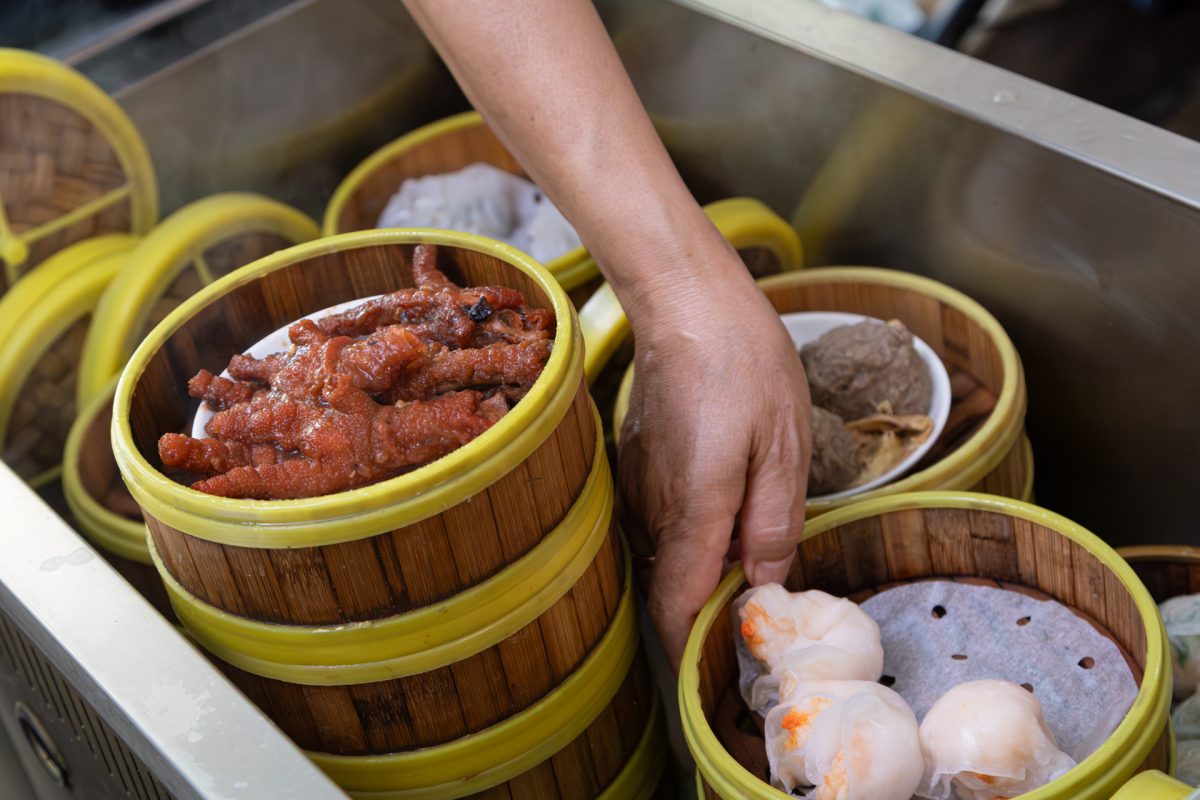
[113,0,464,215]
[598,0,1200,544]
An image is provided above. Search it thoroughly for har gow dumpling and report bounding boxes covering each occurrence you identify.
[918,680,1075,800]
[764,679,923,799]
[735,584,883,711]
[1160,594,1200,701]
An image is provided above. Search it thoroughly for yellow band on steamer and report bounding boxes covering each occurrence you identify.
[307,557,637,799]
[150,412,611,684]
[597,698,667,800]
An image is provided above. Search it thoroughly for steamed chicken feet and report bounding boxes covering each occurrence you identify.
[388,339,551,402]
[161,244,552,499]
[168,382,498,499]
[315,244,549,347]
[225,320,428,400]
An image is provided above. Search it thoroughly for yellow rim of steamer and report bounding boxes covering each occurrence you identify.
[62,376,148,564]
[680,491,1170,800]
[0,248,126,483]
[149,407,612,684]
[0,49,156,286]
[307,558,637,798]
[112,229,582,547]
[77,192,319,406]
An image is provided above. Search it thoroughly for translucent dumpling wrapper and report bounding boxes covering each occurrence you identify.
[734,584,884,712]
[376,163,582,265]
[1178,739,1200,787]
[1160,594,1200,701]
[1174,690,1200,740]
[764,680,923,799]
[918,680,1076,800]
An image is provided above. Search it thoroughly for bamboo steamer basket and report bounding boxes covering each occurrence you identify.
[322,110,598,303]
[681,492,1173,800]
[0,49,156,293]
[1116,545,1200,799]
[111,230,659,796]
[77,192,319,405]
[612,267,1030,516]
[0,236,134,488]
[322,111,803,313]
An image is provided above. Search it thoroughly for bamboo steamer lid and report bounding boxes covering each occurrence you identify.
[0,236,134,487]
[76,192,319,406]
[0,49,156,293]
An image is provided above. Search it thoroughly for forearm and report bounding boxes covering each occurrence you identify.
[403,0,753,329]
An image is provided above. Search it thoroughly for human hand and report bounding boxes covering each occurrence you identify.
[618,259,812,670]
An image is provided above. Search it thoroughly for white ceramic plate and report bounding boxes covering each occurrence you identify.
[781,311,952,501]
[191,295,384,439]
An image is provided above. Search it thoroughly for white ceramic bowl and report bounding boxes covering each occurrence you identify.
[782,311,952,501]
[191,295,384,438]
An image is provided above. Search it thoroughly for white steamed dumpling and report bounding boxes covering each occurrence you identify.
[764,679,923,799]
[918,679,1075,800]
[735,584,884,711]
[1161,595,1200,701]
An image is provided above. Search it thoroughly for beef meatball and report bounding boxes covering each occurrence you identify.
[809,406,859,495]
[801,320,931,420]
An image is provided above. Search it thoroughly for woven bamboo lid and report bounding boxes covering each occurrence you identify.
[0,49,157,293]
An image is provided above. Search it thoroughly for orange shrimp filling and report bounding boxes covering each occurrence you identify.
[780,697,832,749]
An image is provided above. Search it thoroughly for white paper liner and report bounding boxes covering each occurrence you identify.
[860,581,1139,763]
[376,163,581,265]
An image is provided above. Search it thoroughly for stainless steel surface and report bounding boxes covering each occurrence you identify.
[597,0,1200,545]
[60,0,1200,538]
[105,0,464,216]
[0,462,345,800]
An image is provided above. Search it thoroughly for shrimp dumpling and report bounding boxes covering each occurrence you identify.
[1161,594,1200,700]
[764,680,923,799]
[918,680,1076,800]
[735,584,884,710]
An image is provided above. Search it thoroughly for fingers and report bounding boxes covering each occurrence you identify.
[648,508,736,672]
[738,418,809,587]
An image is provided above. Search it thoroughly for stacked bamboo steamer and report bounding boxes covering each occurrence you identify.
[112,231,666,798]
[681,492,1174,800]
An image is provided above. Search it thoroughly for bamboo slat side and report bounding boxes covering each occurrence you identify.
[213,528,622,754]
[4,316,89,480]
[0,94,130,282]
